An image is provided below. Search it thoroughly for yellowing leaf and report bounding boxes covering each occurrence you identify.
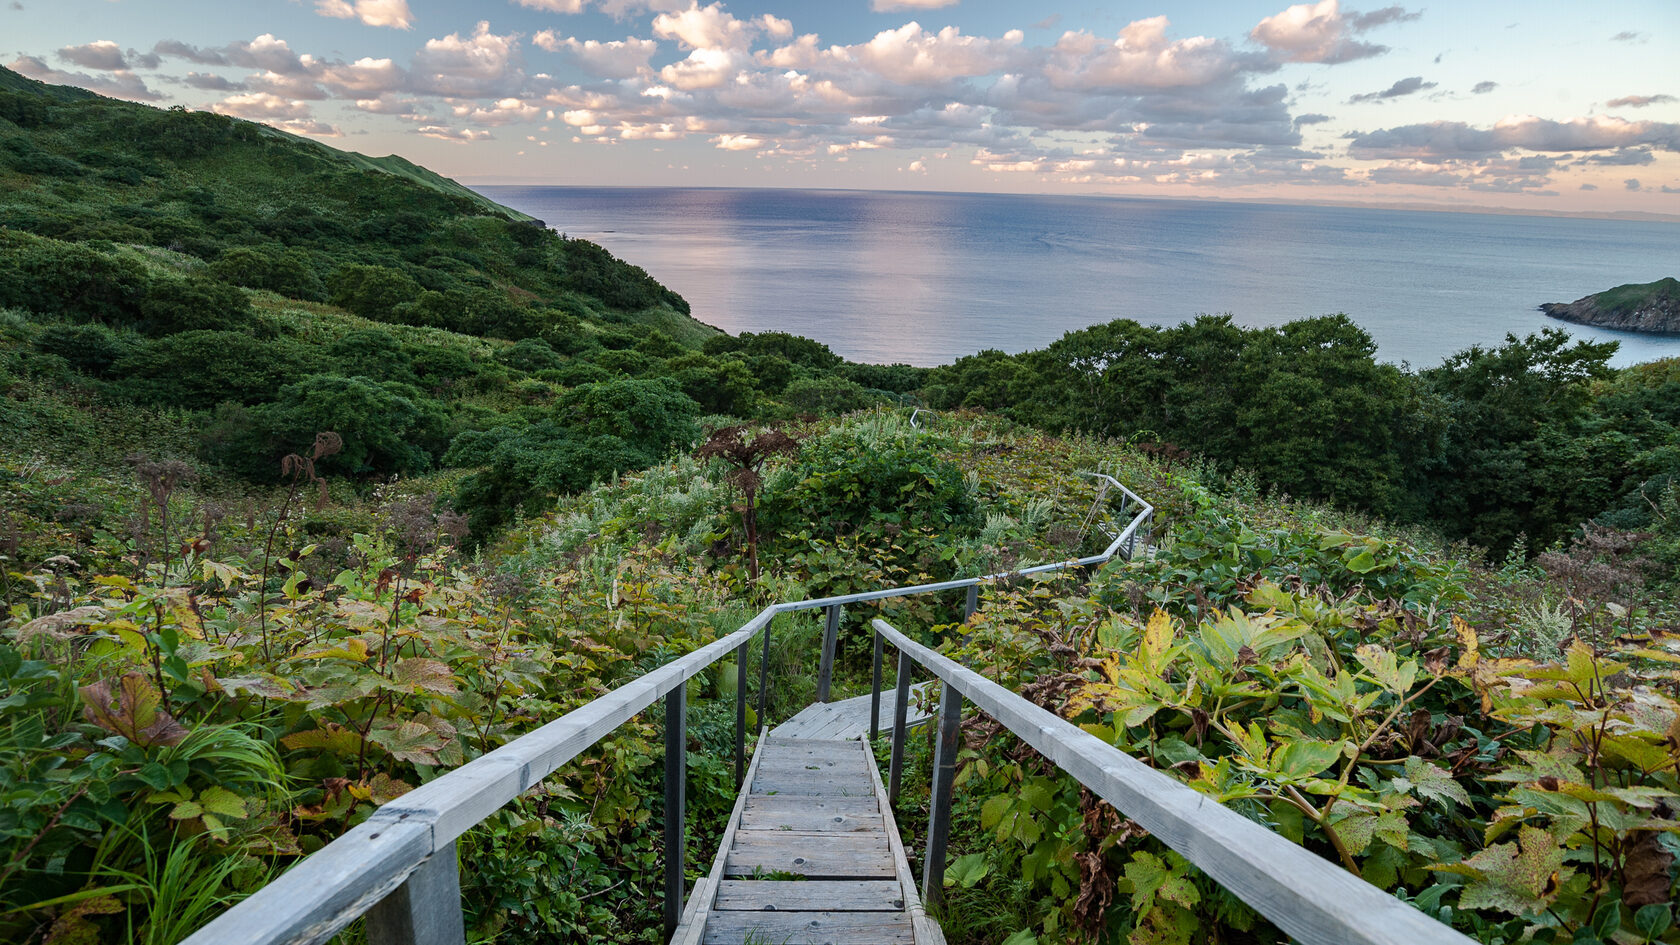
[393,657,457,695]
[80,673,187,747]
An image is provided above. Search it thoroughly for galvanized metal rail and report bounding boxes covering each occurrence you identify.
[181,472,1152,945]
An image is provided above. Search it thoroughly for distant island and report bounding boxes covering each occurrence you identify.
[1541,277,1680,333]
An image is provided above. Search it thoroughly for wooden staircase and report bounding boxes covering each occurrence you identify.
[671,736,943,945]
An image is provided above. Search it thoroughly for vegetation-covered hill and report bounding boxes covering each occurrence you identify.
[1544,277,1680,334]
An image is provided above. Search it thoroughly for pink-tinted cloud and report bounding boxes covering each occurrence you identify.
[315,0,414,30]
[1250,0,1417,64]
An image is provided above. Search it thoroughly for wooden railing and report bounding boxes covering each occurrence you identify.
[181,474,1153,945]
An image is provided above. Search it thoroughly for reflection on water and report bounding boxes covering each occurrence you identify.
[479,186,1680,368]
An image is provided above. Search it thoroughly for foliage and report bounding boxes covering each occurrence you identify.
[936,480,1679,945]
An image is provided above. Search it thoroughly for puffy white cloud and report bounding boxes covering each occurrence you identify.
[412,21,525,97]
[652,3,753,51]
[1043,17,1250,91]
[212,91,314,120]
[1250,0,1416,64]
[454,97,544,124]
[244,71,328,100]
[758,15,793,40]
[533,32,658,77]
[317,57,407,95]
[851,23,1026,85]
[6,55,161,100]
[660,47,747,90]
[315,0,413,29]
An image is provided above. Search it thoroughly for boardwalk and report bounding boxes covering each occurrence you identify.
[672,736,942,945]
[770,683,935,740]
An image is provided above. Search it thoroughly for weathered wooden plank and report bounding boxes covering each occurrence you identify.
[671,730,769,945]
[860,718,943,945]
[870,618,1475,945]
[737,804,883,833]
[177,819,432,945]
[702,911,914,945]
[755,762,870,782]
[750,775,875,797]
[759,749,873,773]
[724,834,896,879]
[712,880,906,912]
[366,839,465,945]
[770,685,935,741]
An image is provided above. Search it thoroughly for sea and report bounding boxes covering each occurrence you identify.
[475,186,1680,369]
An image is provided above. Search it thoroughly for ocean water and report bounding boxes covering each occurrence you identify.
[476,186,1680,369]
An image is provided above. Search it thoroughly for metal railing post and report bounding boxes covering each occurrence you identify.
[963,585,978,621]
[366,841,465,945]
[663,685,686,939]
[887,649,912,805]
[757,616,772,726]
[734,641,748,786]
[923,681,963,909]
[869,629,884,740]
[817,604,842,702]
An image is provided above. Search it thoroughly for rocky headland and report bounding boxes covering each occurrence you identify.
[1541,277,1680,333]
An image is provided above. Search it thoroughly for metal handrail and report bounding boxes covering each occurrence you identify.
[868,618,1473,945]
[182,472,1151,945]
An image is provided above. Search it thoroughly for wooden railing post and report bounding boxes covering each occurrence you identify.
[817,604,841,702]
[663,685,687,939]
[922,680,963,910]
[887,649,912,804]
[734,640,748,786]
[366,840,465,945]
[869,628,884,741]
[757,617,772,726]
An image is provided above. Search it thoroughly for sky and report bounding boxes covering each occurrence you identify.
[5,0,1679,216]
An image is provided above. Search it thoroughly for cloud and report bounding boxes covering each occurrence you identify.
[6,55,161,99]
[871,0,960,10]
[1625,177,1641,190]
[212,91,313,120]
[57,40,131,71]
[513,0,586,11]
[411,21,525,97]
[180,71,243,91]
[1662,185,1680,194]
[1348,75,1435,103]
[1606,93,1676,108]
[418,125,494,141]
[533,32,658,77]
[1041,17,1252,92]
[652,3,753,51]
[315,0,414,30]
[1610,30,1644,42]
[153,40,229,66]
[1580,183,1597,190]
[1347,115,1680,162]
[1250,0,1418,64]
[1294,112,1330,125]
[1576,147,1654,166]
[1471,80,1496,94]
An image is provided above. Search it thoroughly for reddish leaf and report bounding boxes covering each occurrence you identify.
[80,673,187,747]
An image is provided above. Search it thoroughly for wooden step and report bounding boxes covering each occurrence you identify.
[702,911,914,945]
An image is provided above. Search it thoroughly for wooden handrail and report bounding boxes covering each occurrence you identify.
[180,473,1151,945]
[869,617,1474,945]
